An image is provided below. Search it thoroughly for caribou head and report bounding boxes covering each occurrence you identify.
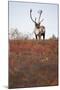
[30,9,44,29]
[30,9,45,40]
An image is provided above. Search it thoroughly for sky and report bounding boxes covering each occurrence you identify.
[9,1,58,39]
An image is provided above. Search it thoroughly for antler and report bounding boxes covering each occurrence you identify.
[38,10,42,23]
[30,9,36,23]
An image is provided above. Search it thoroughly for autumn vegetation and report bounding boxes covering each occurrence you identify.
[9,39,58,88]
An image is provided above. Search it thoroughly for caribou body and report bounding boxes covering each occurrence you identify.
[30,9,45,40]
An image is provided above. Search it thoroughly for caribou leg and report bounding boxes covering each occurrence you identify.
[43,33,45,40]
[38,32,41,40]
[39,34,41,40]
[35,34,37,40]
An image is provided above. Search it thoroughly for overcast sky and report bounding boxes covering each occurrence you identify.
[9,1,58,39]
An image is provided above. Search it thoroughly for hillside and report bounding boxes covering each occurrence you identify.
[9,39,58,88]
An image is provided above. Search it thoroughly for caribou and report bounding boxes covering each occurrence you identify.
[30,9,45,40]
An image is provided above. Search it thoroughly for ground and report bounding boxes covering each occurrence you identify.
[9,39,58,88]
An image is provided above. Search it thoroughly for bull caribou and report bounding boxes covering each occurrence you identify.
[30,9,45,40]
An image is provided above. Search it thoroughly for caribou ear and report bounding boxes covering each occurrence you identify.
[35,18,36,22]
